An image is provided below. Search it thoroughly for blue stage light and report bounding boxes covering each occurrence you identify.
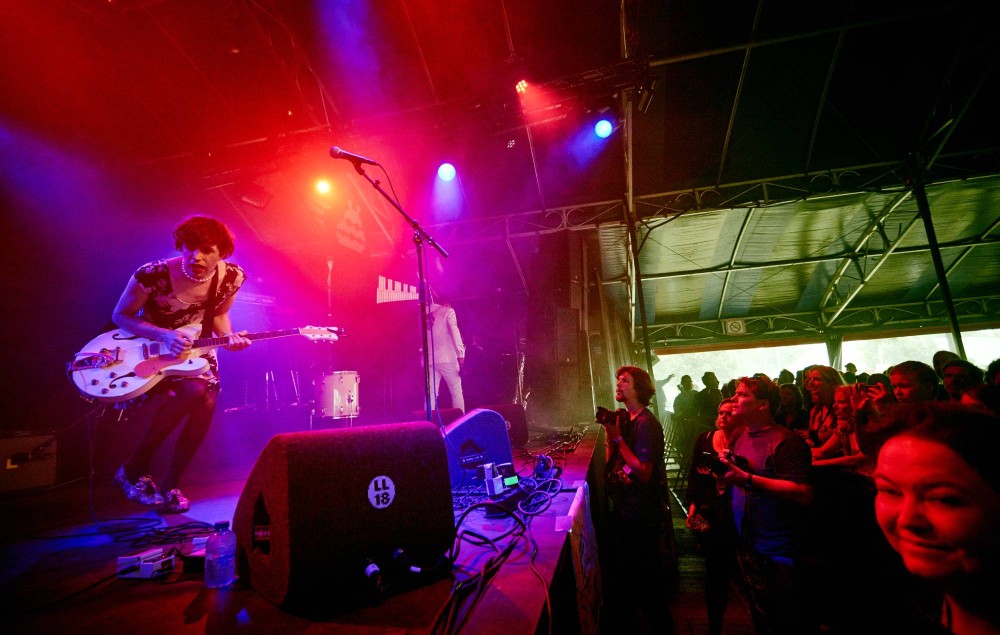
[437,163,456,181]
[594,119,614,138]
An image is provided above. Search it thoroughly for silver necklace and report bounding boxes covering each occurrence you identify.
[180,260,213,283]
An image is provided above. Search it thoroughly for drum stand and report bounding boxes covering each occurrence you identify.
[262,369,303,410]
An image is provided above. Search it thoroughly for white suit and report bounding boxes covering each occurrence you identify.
[427,302,466,412]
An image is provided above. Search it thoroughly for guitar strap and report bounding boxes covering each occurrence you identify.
[199,267,220,339]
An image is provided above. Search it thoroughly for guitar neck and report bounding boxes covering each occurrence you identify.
[194,328,304,348]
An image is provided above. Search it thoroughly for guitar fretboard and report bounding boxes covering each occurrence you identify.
[194,328,308,348]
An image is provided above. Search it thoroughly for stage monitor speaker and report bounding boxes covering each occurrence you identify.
[233,421,455,615]
[443,409,514,489]
[480,403,529,448]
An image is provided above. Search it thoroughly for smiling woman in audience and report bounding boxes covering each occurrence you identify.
[873,402,1000,635]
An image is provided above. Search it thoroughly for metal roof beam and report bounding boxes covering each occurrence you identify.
[410,159,996,248]
[626,234,999,283]
[716,1,764,184]
[923,214,1000,301]
[818,190,916,326]
[717,208,755,320]
[646,295,1000,349]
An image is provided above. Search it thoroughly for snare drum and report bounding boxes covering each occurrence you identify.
[315,371,360,418]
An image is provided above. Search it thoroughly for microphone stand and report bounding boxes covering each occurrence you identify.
[346,161,448,423]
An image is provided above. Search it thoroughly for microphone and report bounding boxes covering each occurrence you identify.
[330,146,380,166]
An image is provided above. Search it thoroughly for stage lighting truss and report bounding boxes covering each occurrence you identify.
[491,59,646,134]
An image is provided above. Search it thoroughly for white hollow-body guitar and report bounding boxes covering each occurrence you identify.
[68,324,340,403]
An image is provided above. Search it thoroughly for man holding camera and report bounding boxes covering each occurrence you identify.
[718,375,813,635]
[599,366,673,633]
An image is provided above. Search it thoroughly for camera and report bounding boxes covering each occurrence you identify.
[701,450,750,476]
[595,406,626,427]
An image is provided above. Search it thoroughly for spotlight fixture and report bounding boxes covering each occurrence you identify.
[437,163,456,182]
[238,182,272,209]
[636,76,659,114]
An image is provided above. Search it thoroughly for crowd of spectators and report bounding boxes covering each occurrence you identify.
[674,353,1000,635]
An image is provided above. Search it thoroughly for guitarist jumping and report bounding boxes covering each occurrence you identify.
[103,215,251,514]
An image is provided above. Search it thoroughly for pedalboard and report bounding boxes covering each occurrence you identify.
[116,548,175,579]
[479,462,519,497]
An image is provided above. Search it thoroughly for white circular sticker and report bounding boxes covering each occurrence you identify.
[368,475,396,509]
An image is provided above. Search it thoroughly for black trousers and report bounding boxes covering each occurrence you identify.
[601,511,674,634]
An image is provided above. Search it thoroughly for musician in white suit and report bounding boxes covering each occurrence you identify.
[110,215,251,513]
[427,293,466,413]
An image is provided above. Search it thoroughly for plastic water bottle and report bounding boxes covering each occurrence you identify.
[205,520,236,589]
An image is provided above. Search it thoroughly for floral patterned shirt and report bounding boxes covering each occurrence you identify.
[133,259,246,383]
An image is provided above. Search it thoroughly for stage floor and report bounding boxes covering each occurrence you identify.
[2,423,753,634]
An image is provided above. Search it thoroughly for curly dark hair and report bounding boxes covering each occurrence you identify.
[173,215,236,259]
[616,366,655,406]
